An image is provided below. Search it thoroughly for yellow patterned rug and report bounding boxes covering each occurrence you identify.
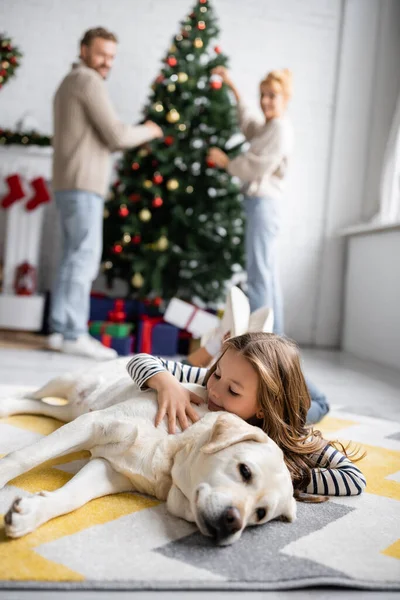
[0,391,399,591]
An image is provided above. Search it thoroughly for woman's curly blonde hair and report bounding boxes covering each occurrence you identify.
[260,68,293,100]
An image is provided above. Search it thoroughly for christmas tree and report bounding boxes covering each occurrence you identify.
[103,0,244,305]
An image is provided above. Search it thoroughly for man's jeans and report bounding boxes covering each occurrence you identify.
[50,190,104,340]
[245,195,284,334]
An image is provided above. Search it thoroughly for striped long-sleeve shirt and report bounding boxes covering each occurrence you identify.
[126,354,367,497]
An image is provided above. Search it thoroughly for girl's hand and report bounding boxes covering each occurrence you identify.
[147,372,205,434]
[207,147,230,169]
[212,66,232,86]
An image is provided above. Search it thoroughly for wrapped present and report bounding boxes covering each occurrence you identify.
[163,298,220,338]
[136,316,178,356]
[90,294,139,322]
[92,333,135,356]
[108,299,126,323]
[137,297,164,317]
[89,293,115,322]
[89,321,132,338]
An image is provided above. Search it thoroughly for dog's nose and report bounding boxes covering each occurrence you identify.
[218,506,242,538]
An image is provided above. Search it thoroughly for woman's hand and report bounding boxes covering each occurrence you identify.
[207,147,230,169]
[144,120,163,139]
[212,66,232,87]
[146,372,205,434]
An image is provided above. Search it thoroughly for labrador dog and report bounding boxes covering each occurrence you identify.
[0,358,296,545]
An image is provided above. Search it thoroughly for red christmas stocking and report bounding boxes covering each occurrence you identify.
[25,177,51,211]
[1,174,26,209]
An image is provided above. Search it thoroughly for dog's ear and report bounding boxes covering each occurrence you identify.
[201,413,269,455]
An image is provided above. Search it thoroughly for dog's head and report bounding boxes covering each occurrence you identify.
[184,412,296,545]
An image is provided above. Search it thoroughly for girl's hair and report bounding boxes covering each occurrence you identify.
[260,68,293,100]
[205,332,340,494]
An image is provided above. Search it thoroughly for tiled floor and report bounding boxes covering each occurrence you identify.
[0,346,399,599]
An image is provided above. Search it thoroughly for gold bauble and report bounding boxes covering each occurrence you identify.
[166,109,180,123]
[2,61,9,69]
[153,102,164,112]
[131,273,144,288]
[104,208,110,218]
[102,260,113,271]
[178,123,186,131]
[169,44,177,53]
[177,72,188,83]
[193,38,203,49]
[123,233,132,243]
[175,34,183,42]
[166,178,179,191]
[138,148,149,157]
[186,186,194,193]
[139,208,152,222]
[143,179,153,189]
[200,5,207,12]
[167,83,176,92]
[157,235,169,251]
[21,136,28,144]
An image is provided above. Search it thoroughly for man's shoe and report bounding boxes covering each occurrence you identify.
[46,333,63,351]
[62,335,118,360]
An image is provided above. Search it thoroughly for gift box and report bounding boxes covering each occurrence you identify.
[90,294,139,322]
[163,298,220,338]
[136,316,179,356]
[89,321,133,337]
[92,333,135,356]
[137,298,164,317]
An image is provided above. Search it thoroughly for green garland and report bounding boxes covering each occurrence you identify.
[0,129,52,147]
[0,33,22,90]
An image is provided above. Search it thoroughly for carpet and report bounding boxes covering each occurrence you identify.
[0,388,399,591]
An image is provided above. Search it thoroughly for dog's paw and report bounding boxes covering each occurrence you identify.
[4,493,48,538]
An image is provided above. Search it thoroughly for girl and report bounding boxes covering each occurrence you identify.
[207,67,294,334]
[126,333,366,498]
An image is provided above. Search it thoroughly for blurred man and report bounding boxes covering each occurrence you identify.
[49,28,162,359]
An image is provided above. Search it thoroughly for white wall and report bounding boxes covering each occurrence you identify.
[0,0,399,347]
[343,227,400,371]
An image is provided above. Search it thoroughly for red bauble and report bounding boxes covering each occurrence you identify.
[10,56,18,65]
[0,70,6,77]
[199,0,207,4]
[118,206,129,217]
[129,193,141,202]
[206,158,216,168]
[210,79,223,90]
[167,56,177,67]
[131,162,140,170]
[152,196,163,208]
[197,21,206,30]
[153,172,163,185]
[113,244,123,254]
[152,159,159,167]
[155,74,164,83]
[132,235,141,244]
[164,135,174,146]
[214,45,222,54]
[189,11,195,18]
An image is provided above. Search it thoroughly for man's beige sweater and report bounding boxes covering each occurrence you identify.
[53,62,155,197]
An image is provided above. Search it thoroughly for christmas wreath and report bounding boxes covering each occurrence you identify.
[0,33,22,90]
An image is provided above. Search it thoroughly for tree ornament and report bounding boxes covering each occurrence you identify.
[132,161,140,170]
[157,235,169,251]
[193,38,203,49]
[166,109,180,123]
[199,0,207,3]
[129,193,141,202]
[153,102,164,112]
[131,273,144,288]
[200,6,207,12]
[186,186,194,193]
[176,34,183,41]
[123,233,131,243]
[152,196,163,208]
[155,74,164,84]
[177,123,186,131]
[197,21,206,30]
[164,135,174,146]
[112,244,123,254]
[214,45,222,53]
[169,44,177,53]
[177,72,188,83]
[167,83,176,92]
[143,179,153,189]
[132,235,141,244]
[166,178,179,191]
[138,148,148,157]
[103,260,113,270]
[139,208,152,222]
[166,56,177,67]
[153,172,163,185]
[210,79,223,90]
[104,208,110,218]
[118,204,129,218]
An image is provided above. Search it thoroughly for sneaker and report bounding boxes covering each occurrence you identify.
[46,333,63,351]
[62,335,118,360]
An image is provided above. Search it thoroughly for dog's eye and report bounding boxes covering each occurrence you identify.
[256,508,266,521]
[239,463,252,482]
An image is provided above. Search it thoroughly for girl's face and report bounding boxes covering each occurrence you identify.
[260,82,286,120]
[206,348,260,420]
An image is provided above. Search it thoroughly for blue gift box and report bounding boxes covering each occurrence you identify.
[136,319,178,356]
[92,333,135,356]
[90,295,139,322]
